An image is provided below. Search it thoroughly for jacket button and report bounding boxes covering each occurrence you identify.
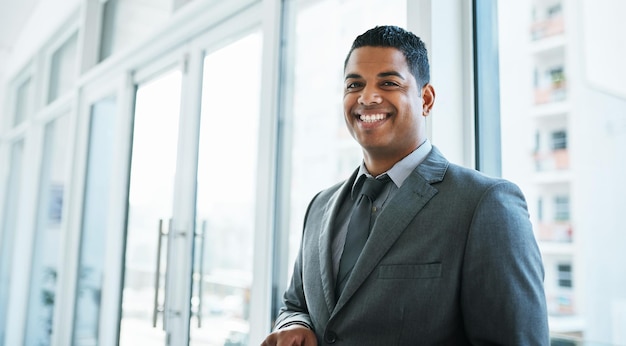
[324,330,337,343]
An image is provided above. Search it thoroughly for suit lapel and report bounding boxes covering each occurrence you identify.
[333,148,449,312]
[318,169,358,313]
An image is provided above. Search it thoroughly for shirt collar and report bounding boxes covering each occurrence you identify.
[352,139,433,197]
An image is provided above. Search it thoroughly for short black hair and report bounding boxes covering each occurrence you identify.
[344,25,430,88]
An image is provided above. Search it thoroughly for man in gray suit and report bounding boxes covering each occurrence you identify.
[262,26,549,345]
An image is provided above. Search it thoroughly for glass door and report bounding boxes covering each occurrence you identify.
[118,24,263,346]
[24,114,72,346]
[73,96,117,345]
[119,68,182,345]
[0,140,24,345]
[189,31,262,346]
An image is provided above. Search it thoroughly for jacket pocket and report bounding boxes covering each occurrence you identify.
[378,263,442,279]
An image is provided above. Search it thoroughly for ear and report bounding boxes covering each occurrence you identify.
[421,84,436,116]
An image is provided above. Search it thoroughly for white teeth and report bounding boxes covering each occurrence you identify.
[359,113,386,123]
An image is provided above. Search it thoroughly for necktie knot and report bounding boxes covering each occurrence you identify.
[360,175,390,201]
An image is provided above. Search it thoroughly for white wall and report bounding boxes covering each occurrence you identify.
[581,0,626,99]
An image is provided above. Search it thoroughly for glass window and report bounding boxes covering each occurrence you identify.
[24,114,71,345]
[553,195,569,221]
[551,130,567,150]
[499,0,626,343]
[280,0,407,294]
[0,140,25,344]
[14,76,33,126]
[72,97,117,345]
[99,0,171,61]
[557,263,572,288]
[48,32,78,103]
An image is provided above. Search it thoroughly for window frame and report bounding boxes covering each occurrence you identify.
[472,0,502,176]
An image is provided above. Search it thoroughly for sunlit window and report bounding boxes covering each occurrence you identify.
[48,33,78,103]
[13,76,33,126]
[281,0,407,289]
[99,0,171,61]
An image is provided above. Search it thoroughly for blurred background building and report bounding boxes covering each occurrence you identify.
[0,0,624,345]
[500,0,626,344]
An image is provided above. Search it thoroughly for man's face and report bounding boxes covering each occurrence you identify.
[343,46,433,161]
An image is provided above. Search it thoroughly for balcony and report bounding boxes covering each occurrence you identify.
[547,290,576,316]
[534,148,569,171]
[537,221,572,243]
[535,81,567,104]
[531,102,569,118]
[531,15,565,40]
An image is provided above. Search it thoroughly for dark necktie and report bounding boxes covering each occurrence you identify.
[336,175,390,297]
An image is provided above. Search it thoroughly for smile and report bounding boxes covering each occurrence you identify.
[359,113,388,123]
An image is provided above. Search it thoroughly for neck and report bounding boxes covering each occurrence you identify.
[362,151,407,177]
[362,140,426,176]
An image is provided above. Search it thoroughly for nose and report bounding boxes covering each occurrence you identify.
[358,86,382,105]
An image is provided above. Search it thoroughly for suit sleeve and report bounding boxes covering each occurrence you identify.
[273,192,321,331]
[462,181,550,345]
[273,242,313,330]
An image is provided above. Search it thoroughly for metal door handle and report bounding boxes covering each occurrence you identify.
[152,219,168,328]
[163,218,174,331]
[195,220,207,328]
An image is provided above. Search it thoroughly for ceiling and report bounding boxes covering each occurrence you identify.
[0,0,42,63]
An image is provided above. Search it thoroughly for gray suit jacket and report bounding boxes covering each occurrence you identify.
[275,147,549,345]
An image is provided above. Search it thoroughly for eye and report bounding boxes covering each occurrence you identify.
[346,81,364,90]
[381,81,400,88]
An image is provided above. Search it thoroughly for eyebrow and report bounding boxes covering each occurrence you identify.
[378,71,406,80]
[344,71,406,81]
